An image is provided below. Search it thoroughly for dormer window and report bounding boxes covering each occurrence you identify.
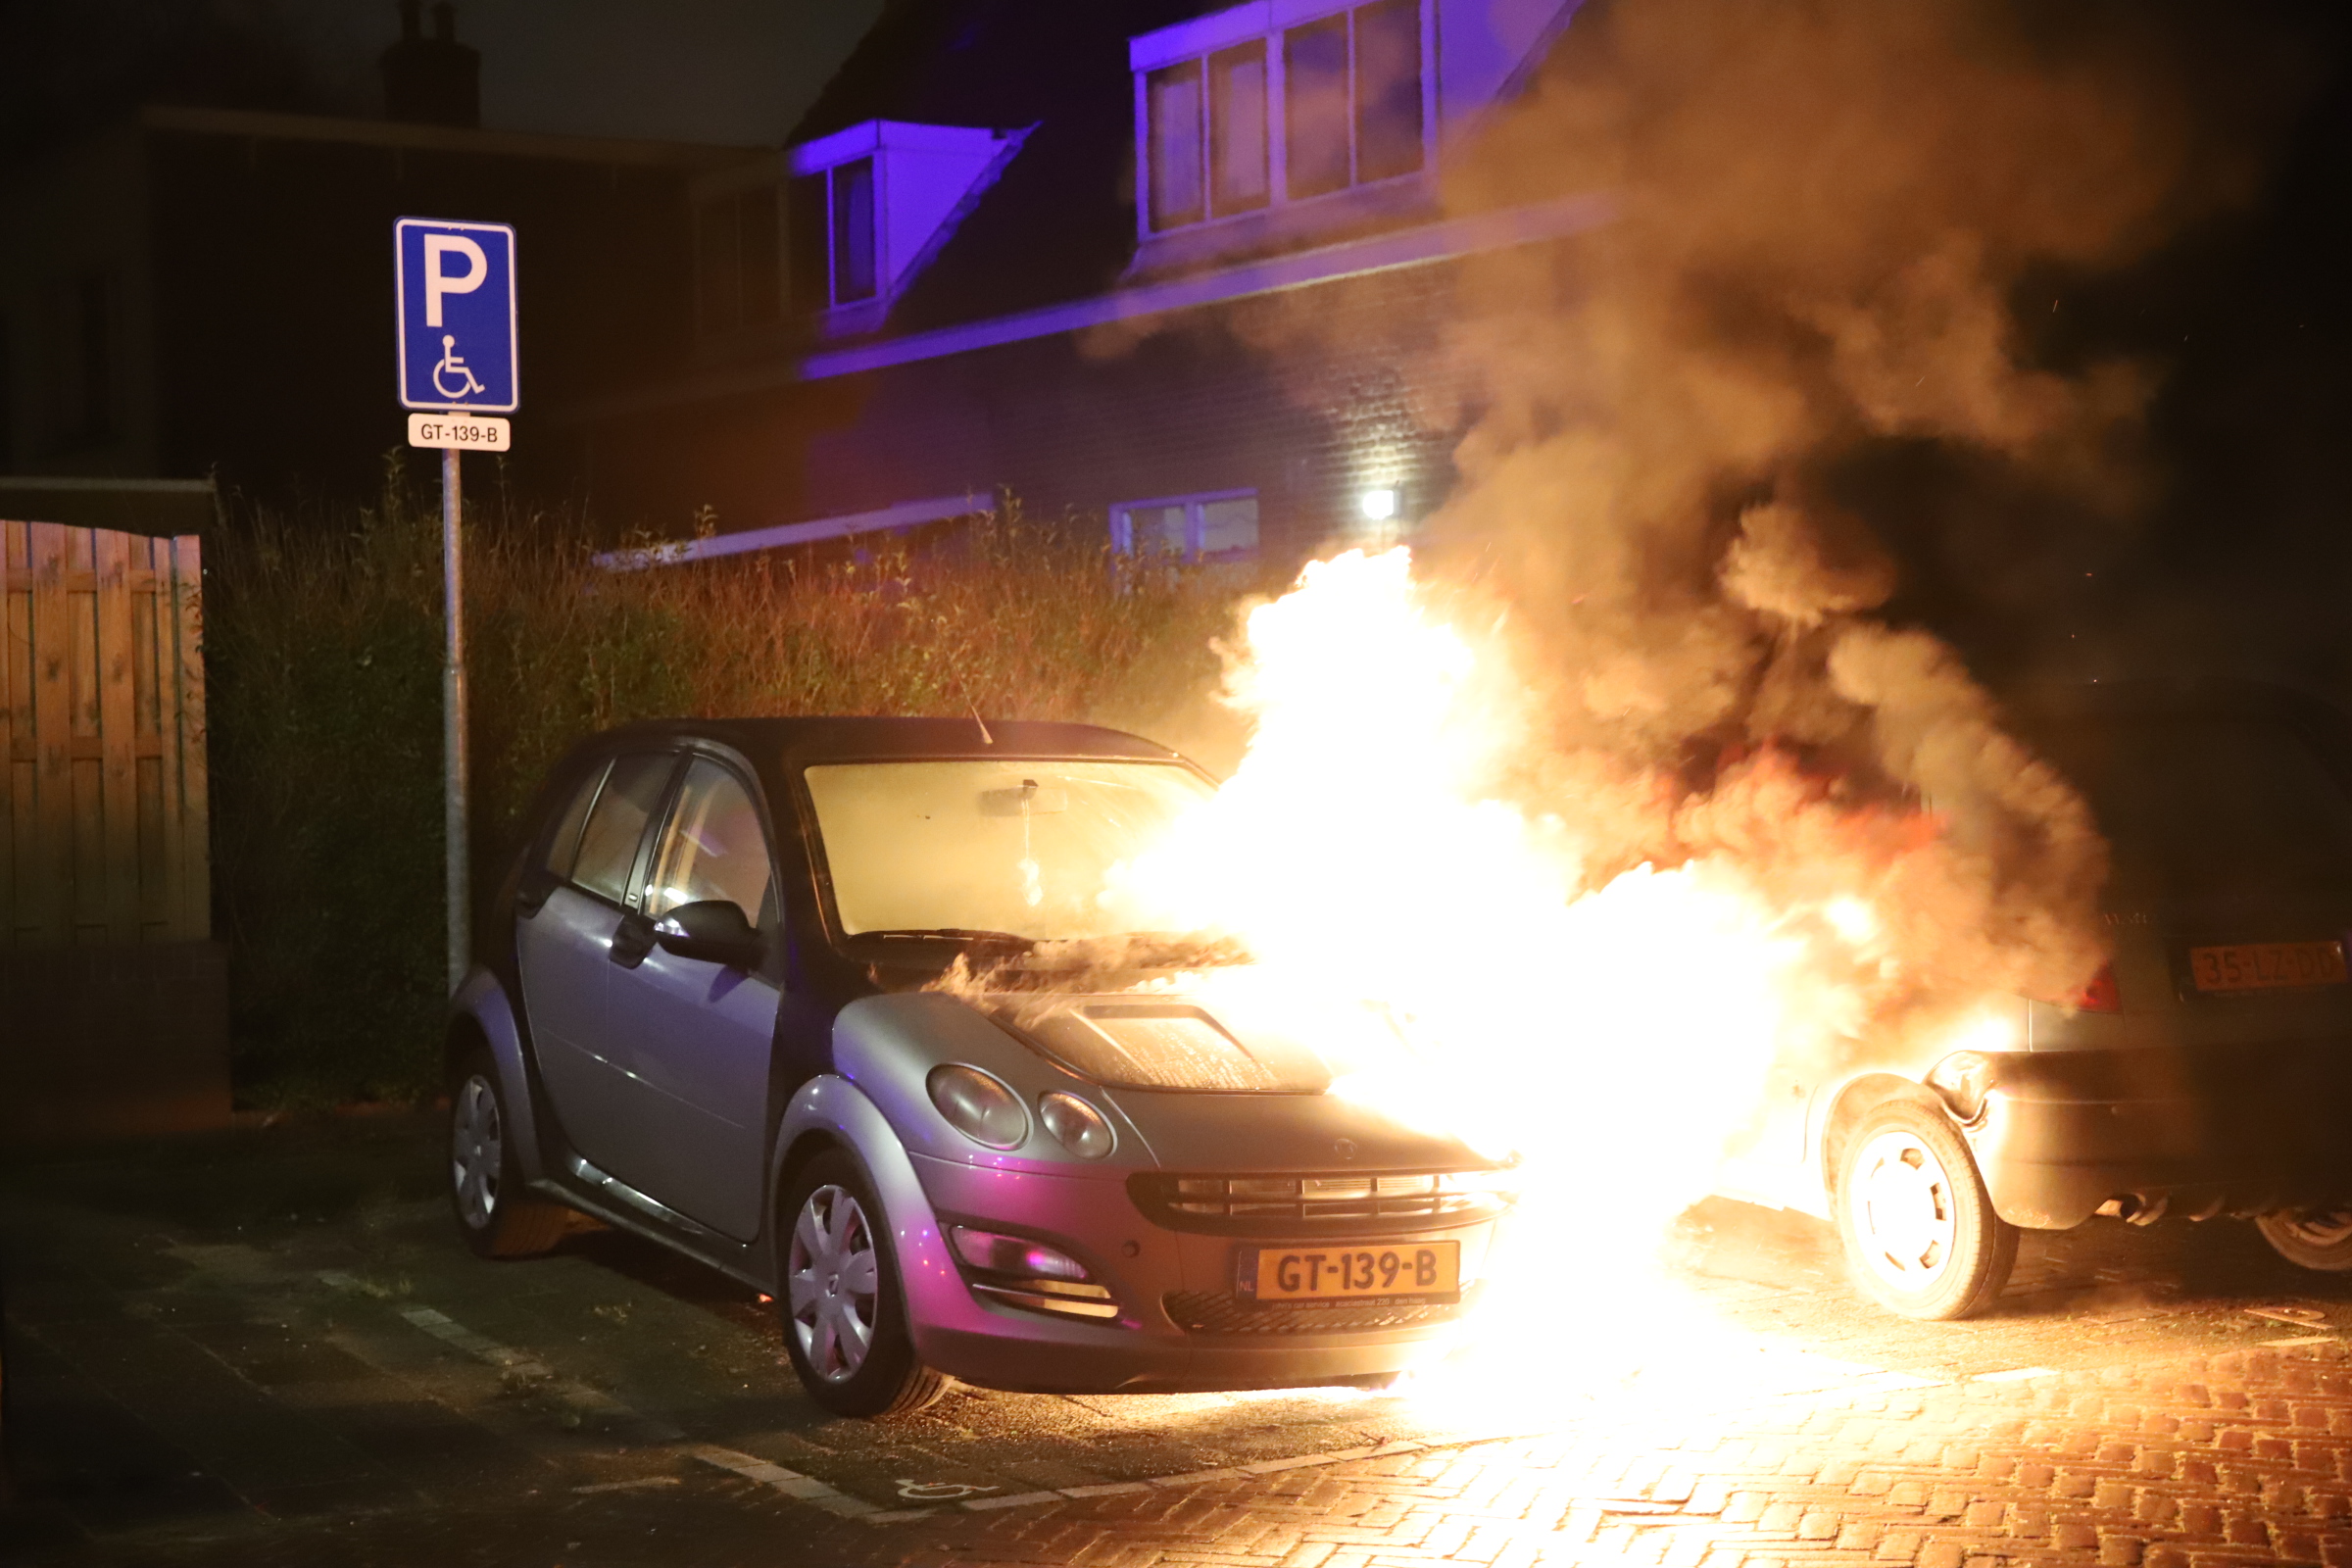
[1134,0,1432,238]
[783,121,1027,333]
[786,156,877,312]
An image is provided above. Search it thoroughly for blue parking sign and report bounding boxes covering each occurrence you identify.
[395,218,517,413]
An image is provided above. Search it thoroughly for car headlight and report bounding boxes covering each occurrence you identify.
[927,1064,1028,1150]
[1038,1092,1114,1159]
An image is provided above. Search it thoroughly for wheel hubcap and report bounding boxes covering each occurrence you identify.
[787,1185,880,1383]
[452,1075,503,1230]
[1851,1129,1957,1289]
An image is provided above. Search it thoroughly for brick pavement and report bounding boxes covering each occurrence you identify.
[47,1338,2352,1568]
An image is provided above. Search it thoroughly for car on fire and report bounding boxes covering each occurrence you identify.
[445,717,1516,1416]
[1714,679,2352,1321]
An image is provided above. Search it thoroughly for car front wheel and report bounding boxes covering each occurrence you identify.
[1835,1099,2017,1321]
[779,1150,949,1419]
[2255,1205,2352,1271]
[448,1051,571,1259]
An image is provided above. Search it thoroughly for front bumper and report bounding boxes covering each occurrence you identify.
[1967,1040,2352,1230]
[902,1153,1502,1393]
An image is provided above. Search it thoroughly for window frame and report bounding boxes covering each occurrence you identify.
[1133,0,1437,241]
[639,751,783,932]
[787,154,886,316]
[1108,487,1261,564]
[566,751,685,911]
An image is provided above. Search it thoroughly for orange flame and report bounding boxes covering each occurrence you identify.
[1102,548,2013,1400]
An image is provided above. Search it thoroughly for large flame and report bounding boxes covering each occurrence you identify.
[1096,548,2024,1403]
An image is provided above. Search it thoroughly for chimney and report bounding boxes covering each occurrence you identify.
[381,0,481,128]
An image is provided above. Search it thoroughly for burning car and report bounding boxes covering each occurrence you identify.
[1716,680,2352,1320]
[445,717,1515,1416]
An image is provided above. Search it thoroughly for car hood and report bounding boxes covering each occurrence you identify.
[832,990,1500,1176]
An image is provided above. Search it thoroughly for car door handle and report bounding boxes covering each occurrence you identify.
[610,910,656,969]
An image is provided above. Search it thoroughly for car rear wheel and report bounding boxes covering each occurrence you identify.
[2255,1205,2352,1271]
[779,1150,949,1419]
[1835,1099,2017,1321]
[448,1052,571,1259]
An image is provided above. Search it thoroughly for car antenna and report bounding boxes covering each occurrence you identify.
[970,705,994,746]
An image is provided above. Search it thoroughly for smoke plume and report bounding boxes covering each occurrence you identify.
[1384,0,2259,1013]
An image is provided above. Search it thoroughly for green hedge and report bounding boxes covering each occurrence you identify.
[205,473,1245,1106]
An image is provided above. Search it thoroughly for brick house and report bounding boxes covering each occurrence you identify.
[561,0,1601,567]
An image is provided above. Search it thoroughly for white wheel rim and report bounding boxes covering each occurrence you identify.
[787,1185,881,1383]
[1850,1129,1958,1290]
[452,1074,503,1231]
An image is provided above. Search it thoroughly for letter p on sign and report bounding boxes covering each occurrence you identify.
[396,218,517,412]
[422,235,487,326]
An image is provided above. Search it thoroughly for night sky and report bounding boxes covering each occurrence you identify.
[0,0,883,161]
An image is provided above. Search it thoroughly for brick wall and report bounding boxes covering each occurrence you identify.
[585,241,1558,564]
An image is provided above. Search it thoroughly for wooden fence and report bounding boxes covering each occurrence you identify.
[2,520,210,948]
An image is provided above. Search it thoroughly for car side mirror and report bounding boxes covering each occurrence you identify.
[652,900,765,969]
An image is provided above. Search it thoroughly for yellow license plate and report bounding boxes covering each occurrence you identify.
[2188,941,2349,993]
[1248,1242,1461,1301]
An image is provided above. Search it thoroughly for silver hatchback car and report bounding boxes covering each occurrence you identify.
[447,718,1516,1416]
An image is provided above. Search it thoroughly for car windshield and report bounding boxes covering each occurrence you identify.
[2018,710,2352,902]
[802,760,1214,941]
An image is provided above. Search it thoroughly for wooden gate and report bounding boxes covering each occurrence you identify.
[2,520,210,948]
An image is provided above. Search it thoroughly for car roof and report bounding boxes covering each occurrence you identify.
[581,715,1186,768]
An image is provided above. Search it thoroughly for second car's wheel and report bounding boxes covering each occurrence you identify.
[779,1150,949,1419]
[1835,1099,2017,1321]
[2255,1205,2352,1271]
[448,1051,572,1259]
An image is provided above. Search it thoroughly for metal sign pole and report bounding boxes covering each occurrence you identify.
[442,443,469,995]
[394,215,513,995]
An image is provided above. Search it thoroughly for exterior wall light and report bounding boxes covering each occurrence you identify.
[1358,487,1398,522]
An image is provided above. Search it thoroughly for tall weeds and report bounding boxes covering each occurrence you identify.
[206,471,1247,1105]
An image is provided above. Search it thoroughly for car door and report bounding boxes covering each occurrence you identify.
[514,751,678,1173]
[599,753,783,1241]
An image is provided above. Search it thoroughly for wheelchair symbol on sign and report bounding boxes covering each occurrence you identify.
[432,335,488,400]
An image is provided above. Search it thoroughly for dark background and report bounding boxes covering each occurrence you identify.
[5,0,2352,695]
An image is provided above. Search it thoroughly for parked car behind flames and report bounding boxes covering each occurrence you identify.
[446,718,1516,1416]
[1717,680,2352,1320]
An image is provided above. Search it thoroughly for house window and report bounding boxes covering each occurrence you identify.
[1147,60,1205,228]
[1110,490,1259,562]
[1283,14,1350,200]
[1351,0,1424,182]
[695,183,782,336]
[788,155,880,313]
[1209,41,1270,213]
[1140,0,1428,235]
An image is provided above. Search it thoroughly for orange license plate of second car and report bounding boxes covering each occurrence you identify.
[2188,940,2349,993]
[1250,1242,1460,1301]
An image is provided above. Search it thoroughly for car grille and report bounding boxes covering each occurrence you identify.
[1128,1171,1512,1236]
[1163,1290,1468,1336]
